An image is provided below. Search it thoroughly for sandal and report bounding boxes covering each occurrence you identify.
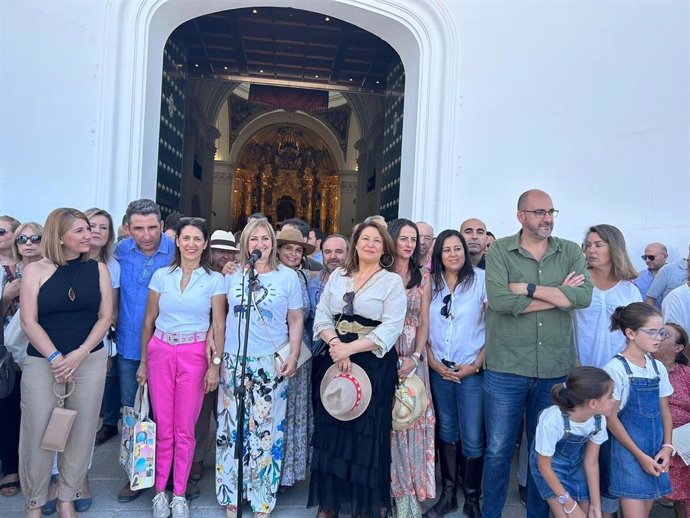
[226,505,238,518]
[0,480,20,497]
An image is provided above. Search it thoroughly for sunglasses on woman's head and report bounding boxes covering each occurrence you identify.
[441,294,453,319]
[343,291,355,316]
[15,235,42,245]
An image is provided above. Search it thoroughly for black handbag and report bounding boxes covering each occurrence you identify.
[0,345,16,399]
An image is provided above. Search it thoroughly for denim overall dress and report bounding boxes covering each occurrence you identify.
[605,354,671,499]
[529,412,602,501]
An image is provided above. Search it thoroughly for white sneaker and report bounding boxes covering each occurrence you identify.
[152,491,171,518]
[170,495,190,518]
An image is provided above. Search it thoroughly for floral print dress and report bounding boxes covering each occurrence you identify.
[390,271,436,518]
[280,269,313,486]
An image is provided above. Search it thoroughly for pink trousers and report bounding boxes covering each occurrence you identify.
[147,334,207,494]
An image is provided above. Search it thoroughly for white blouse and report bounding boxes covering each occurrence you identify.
[428,268,487,365]
[313,267,406,357]
[573,280,642,368]
[149,266,225,333]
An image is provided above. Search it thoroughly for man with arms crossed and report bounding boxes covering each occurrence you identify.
[482,189,593,518]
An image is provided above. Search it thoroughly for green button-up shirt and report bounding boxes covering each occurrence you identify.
[485,231,593,378]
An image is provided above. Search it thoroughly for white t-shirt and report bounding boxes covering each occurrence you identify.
[428,268,487,365]
[573,281,642,368]
[107,257,121,289]
[149,266,225,333]
[603,354,674,410]
[225,265,302,357]
[535,405,608,456]
[662,283,690,331]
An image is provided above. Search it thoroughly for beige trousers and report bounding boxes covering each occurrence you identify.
[19,348,106,507]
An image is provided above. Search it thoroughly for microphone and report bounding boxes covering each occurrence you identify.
[243,249,262,273]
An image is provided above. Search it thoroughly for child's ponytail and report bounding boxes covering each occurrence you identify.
[552,366,612,413]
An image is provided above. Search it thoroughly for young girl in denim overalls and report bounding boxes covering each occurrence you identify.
[531,367,615,518]
[603,302,674,518]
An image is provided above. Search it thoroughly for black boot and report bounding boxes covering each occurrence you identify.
[424,441,458,518]
[462,457,483,518]
[456,444,466,492]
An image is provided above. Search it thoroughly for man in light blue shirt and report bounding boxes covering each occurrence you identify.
[114,199,174,502]
[646,243,689,307]
[632,242,667,307]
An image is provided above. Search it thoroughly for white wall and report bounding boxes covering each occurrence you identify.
[0,0,688,261]
[0,0,107,221]
[451,0,690,260]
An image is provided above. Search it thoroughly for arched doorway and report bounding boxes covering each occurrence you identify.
[101,0,460,228]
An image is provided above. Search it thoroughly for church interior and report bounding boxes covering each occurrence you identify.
[156,6,406,235]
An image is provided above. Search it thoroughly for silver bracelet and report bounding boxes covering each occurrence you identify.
[564,501,577,514]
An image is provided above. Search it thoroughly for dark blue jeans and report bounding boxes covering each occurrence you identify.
[429,369,484,457]
[117,356,140,408]
[481,369,566,518]
[101,356,121,427]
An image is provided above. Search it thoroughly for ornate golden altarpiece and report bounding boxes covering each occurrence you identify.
[231,127,340,233]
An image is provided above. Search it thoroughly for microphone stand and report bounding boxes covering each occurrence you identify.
[234,263,257,518]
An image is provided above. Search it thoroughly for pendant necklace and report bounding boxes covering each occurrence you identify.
[54,262,82,302]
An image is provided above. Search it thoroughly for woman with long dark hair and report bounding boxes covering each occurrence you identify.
[137,217,226,518]
[387,218,435,518]
[309,220,406,518]
[425,230,486,518]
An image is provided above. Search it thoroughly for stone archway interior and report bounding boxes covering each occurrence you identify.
[232,124,340,232]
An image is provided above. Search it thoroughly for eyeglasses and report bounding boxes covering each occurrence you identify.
[15,235,42,245]
[343,291,355,316]
[441,294,453,319]
[638,328,669,340]
[641,255,657,261]
[520,209,559,219]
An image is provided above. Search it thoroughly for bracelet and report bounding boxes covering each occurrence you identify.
[328,336,339,345]
[662,443,676,455]
[47,351,62,363]
[564,501,577,514]
[288,353,299,362]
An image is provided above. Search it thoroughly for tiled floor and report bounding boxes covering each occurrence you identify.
[1,434,679,517]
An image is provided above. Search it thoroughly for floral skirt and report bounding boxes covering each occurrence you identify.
[216,353,288,513]
[280,358,313,486]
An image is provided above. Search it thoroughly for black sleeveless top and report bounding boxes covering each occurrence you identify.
[27,258,103,357]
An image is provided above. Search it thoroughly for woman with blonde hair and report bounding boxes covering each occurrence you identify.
[574,224,642,368]
[19,208,112,518]
[0,221,41,498]
[216,218,303,517]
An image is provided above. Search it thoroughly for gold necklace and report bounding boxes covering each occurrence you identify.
[53,262,82,302]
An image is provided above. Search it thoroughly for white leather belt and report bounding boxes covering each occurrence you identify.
[153,329,207,346]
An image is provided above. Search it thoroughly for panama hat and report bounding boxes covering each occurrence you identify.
[276,227,315,256]
[210,230,238,251]
[392,374,428,431]
[320,363,372,421]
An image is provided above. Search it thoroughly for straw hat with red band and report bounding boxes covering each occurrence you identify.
[210,230,239,251]
[392,374,428,431]
[320,363,372,421]
[276,227,315,256]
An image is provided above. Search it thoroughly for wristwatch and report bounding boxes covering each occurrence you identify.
[557,491,570,505]
[412,351,424,362]
[526,282,537,298]
[212,356,222,366]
